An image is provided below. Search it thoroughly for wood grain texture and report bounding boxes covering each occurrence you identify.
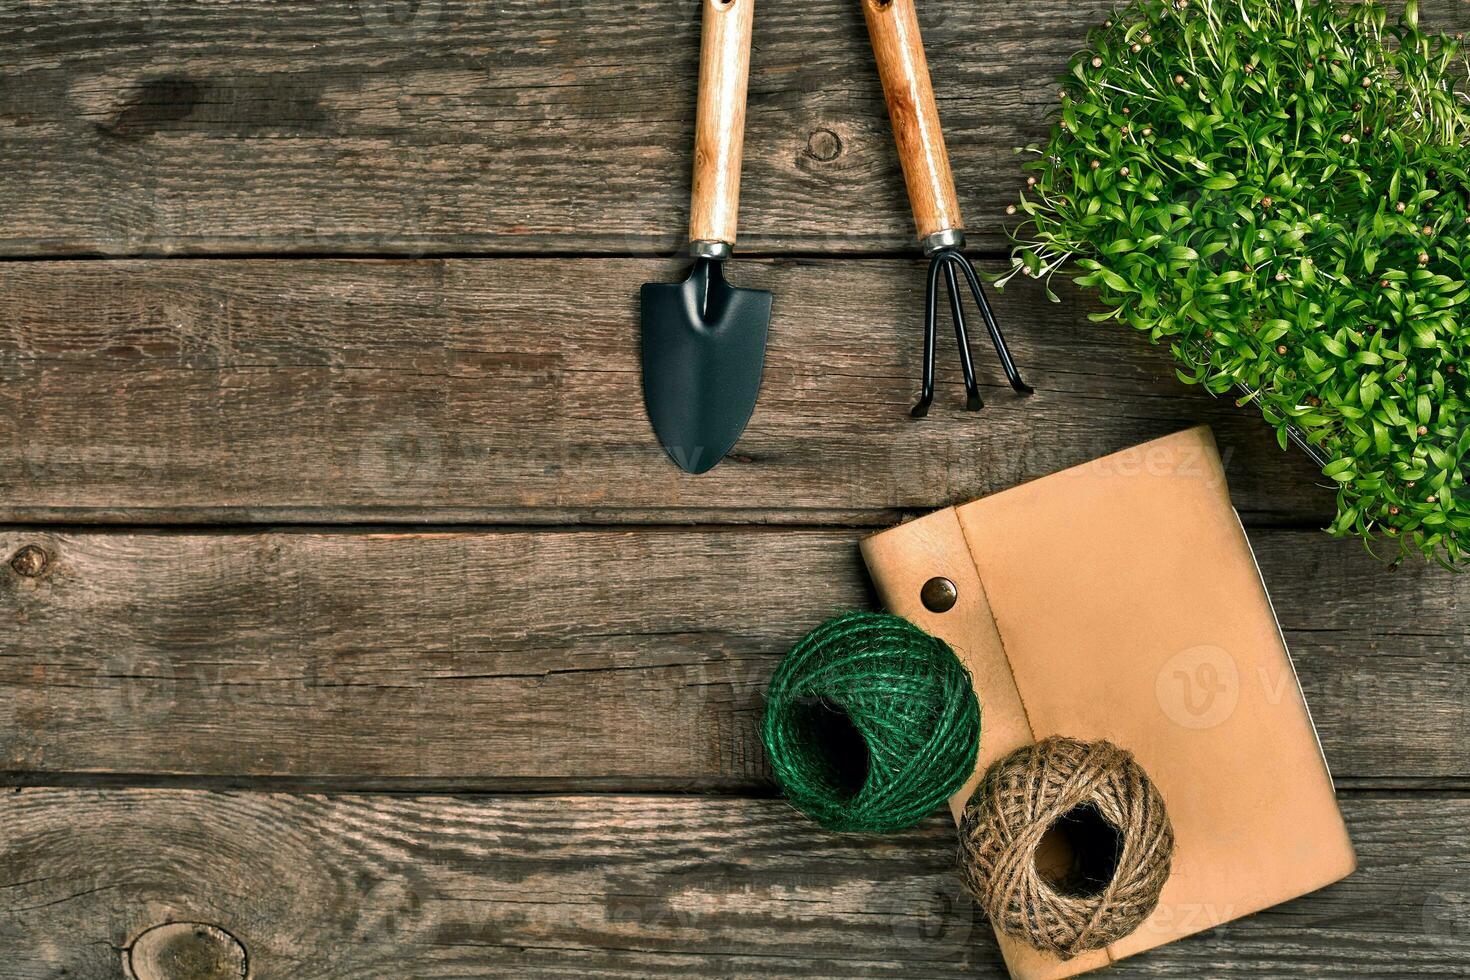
[0,789,1465,978]
[0,256,1336,524]
[0,526,1462,786]
[5,0,1467,257]
[862,0,963,242]
[689,0,755,247]
[0,3,1462,975]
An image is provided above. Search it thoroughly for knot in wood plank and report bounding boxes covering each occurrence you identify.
[804,128,845,163]
[8,545,49,578]
[125,922,247,980]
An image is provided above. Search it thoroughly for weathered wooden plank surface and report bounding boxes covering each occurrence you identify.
[0,0,1109,256]
[5,0,1468,258]
[2,526,1463,786]
[0,790,1464,978]
[0,257,1334,524]
[1,1,1462,975]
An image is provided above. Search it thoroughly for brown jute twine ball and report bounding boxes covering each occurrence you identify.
[957,737,1174,959]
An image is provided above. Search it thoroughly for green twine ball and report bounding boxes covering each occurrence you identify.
[761,612,981,833]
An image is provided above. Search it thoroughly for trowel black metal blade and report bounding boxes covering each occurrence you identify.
[640,257,771,474]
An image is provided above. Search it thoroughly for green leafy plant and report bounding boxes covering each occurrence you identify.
[1001,0,1470,566]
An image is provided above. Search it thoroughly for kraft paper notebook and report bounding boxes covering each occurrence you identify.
[860,427,1356,979]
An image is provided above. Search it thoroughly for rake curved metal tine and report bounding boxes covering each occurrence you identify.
[951,251,1034,395]
[939,254,983,411]
[912,251,945,418]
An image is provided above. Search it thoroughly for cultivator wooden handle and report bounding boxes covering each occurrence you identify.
[688,0,757,256]
[862,0,964,251]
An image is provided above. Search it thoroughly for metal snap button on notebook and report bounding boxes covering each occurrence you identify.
[921,576,958,613]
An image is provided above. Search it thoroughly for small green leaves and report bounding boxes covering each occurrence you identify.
[1006,0,1470,565]
[1324,457,1357,482]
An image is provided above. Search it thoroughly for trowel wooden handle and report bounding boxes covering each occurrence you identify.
[688,0,756,250]
[862,0,964,246]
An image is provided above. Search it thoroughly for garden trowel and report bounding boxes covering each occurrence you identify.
[641,0,771,475]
